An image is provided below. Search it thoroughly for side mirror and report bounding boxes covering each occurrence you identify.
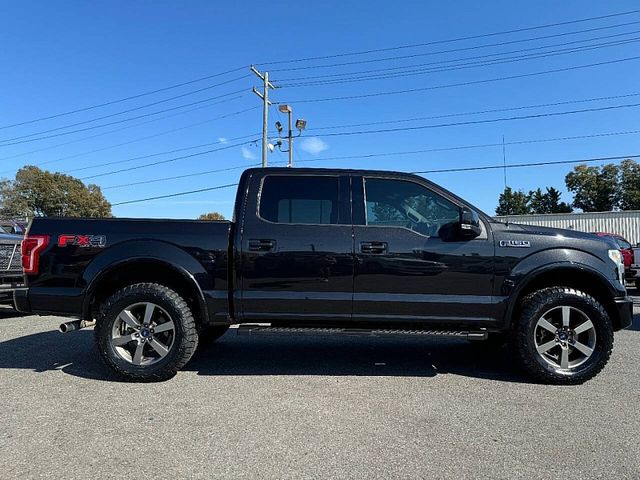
[459,207,482,239]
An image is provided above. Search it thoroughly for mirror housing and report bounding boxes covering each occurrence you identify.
[459,207,482,239]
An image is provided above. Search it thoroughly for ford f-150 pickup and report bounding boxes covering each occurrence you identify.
[14,168,633,383]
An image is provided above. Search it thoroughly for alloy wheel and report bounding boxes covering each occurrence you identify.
[534,305,597,370]
[110,302,176,366]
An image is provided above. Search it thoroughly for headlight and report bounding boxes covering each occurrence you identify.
[608,249,623,265]
[608,249,625,285]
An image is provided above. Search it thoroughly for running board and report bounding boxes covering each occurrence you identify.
[234,324,488,340]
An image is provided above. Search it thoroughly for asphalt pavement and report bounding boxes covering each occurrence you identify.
[0,294,639,479]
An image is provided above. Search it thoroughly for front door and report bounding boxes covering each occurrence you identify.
[352,175,497,327]
[239,172,354,323]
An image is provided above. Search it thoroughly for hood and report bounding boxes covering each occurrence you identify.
[506,223,618,249]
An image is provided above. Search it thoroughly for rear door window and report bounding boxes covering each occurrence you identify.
[259,176,341,225]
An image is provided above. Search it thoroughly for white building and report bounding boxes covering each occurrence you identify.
[494,210,640,245]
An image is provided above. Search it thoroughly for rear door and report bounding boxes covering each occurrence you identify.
[352,174,496,326]
[238,172,354,323]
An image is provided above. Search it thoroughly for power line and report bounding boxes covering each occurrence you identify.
[276,29,640,82]
[0,88,248,147]
[279,36,640,87]
[4,10,640,134]
[293,129,640,165]
[0,95,246,167]
[80,139,259,180]
[306,102,640,138]
[109,153,640,207]
[30,106,258,171]
[278,56,640,104]
[258,9,640,66]
[308,92,640,131]
[112,183,239,206]
[101,128,640,190]
[103,163,258,190]
[0,75,249,144]
[411,154,640,174]
[266,20,640,73]
[66,133,260,174]
[0,66,248,131]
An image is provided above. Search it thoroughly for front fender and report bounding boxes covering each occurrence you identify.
[500,248,622,327]
[81,240,209,320]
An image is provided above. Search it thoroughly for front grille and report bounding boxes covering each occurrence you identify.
[0,244,21,272]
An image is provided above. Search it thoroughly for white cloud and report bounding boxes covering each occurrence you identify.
[299,137,328,156]
[241,146,257,160]
[218,137,228,144]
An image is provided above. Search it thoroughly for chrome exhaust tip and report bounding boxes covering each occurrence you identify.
[59,320,96,333]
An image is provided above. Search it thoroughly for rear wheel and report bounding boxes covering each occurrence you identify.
[95,283,198,382]
[512,287,613,384]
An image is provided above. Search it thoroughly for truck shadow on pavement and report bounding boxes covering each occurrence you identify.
[0,310,637,383]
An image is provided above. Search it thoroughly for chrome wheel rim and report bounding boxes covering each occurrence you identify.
[534,306,597,370]
[111,302,176,366]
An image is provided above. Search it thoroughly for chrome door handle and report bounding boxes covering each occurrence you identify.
[360,241,387,254]
[248,239,276,252]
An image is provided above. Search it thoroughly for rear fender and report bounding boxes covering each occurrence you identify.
[81,240,209,321]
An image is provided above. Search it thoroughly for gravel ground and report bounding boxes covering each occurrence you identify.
[0,294,638,479]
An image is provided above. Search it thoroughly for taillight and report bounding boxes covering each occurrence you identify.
[21,235,49,274]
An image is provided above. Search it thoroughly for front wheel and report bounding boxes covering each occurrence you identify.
[95,283,199,382]
[512,287,613,385]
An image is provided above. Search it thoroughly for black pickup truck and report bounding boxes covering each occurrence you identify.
[15,168,633,383]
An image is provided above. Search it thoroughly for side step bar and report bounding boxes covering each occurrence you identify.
[234,324,488,340]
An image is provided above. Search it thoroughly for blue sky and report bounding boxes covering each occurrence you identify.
[1,0,639,218]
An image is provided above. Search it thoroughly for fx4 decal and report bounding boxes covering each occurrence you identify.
[58,234,107,248]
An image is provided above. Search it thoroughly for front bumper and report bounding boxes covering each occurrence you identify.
[615,296,634,330]
[0,278,24,304]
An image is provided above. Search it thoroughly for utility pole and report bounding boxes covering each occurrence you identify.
[250,66,274,167]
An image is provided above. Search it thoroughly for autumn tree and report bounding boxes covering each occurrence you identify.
[197,212,226,221]
[0,166,111,218]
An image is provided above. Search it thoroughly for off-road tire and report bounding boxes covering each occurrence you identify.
[512,287,613,385]
[95,283,198,382]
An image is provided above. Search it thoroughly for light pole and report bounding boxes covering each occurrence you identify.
[275,104,306,167]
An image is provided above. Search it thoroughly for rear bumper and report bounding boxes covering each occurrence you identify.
[13,288,30,312]
[614,296,634,330]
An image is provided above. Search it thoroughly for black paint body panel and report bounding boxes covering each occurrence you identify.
[17,168,631,332]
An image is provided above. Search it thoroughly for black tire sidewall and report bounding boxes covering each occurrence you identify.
[518,289,613,382]
[96,284,196,380]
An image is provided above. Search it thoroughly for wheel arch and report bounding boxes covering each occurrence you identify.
[82,257,208,326]
[505,264,623,330]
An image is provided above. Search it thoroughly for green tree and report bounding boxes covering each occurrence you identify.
[197,212,226,221]
[495,187,530,216]
[528,187,573,214]
[565,164,619,212]
[618,159,640,210]
[0,166,111,217]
